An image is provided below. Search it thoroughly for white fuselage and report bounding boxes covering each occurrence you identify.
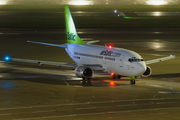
[65,44,146,77]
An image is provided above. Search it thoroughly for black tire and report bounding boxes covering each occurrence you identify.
[133,80,136,85]
[117,75,121,79]
[112,74,116,79]
[87,80,92,85]
[130,80,133,85]
[130,79,135,85]
[82,81,86,85]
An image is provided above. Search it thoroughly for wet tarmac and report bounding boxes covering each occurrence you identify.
[0,28,180,119]
[0,61,180,120]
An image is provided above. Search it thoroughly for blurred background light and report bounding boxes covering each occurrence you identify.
[146,0,168,5]
[0,0,7,5]
[69,0,93,5]
[153,12,161,16]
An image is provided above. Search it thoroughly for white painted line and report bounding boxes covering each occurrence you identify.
[33,110,56,113]
[0,113,12,116]
[2,97,178,111]
[158,91,176,94]
[76,107,96,110]
[150,85,162,88]
[13,107,180,120]
[117,104,137,107]
[156,102,176,104]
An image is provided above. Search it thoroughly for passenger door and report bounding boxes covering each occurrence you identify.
[119,55,125,67]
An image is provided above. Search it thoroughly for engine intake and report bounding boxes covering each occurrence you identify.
[142,66,152,77]
[75,66,93,78]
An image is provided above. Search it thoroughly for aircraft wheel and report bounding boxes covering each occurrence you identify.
[133,80,136,85]
[82,80,86,85]
[112,74,116,79]
[130,79,135,85]
[117,75,121,79]
[87,80,92,85]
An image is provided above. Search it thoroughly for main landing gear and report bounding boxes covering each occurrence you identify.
[82,78,91,85]
[112,74,121,79]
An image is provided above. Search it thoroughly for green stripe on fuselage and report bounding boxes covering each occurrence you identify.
[64,5,86,44]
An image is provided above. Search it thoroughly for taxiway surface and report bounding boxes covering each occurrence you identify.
[0,28,180,119]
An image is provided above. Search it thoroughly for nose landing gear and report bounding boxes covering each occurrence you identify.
[130,79,136,85]
[130,76,136,85]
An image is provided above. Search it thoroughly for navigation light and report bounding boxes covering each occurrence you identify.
[111,72,114,76]
[4,56,10,61]
[108,45,113,49]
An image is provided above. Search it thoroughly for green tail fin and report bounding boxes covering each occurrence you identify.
[64,5,86,44]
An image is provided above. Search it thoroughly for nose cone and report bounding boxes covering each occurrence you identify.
[137,62,146,75]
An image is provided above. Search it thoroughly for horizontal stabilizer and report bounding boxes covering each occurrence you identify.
[28,41,67,48]
[86,40,100,44]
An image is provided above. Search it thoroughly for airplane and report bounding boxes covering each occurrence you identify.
[4,5,175,85]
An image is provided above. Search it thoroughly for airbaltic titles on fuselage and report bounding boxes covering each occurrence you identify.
[100,50,121,58]
[74,50,121,61]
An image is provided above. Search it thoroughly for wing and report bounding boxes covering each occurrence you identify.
[6,58,104,70]
[10,58,76,68]
[145,55,175,65]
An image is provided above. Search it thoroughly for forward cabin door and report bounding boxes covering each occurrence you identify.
[119,55,125,67]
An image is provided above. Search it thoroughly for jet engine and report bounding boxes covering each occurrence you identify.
[142,66,152,77]
[75,66,93,79]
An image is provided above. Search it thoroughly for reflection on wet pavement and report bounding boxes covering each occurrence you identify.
[136,12,180,16]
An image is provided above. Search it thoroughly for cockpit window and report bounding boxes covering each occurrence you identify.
[129,58,143,62]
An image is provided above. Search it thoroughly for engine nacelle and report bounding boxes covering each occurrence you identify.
[142,66,152,77]
[75,66,93,79]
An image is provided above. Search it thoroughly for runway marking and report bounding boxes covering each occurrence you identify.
[0,113,12,116]
[116,104,137,107]
[1,98,178,111]
[150,85,162,88]
[33,110,56,113]
[156,102,176,104]
[158,91,180,94]
[76,107,96,110]
[12,107,180,120]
